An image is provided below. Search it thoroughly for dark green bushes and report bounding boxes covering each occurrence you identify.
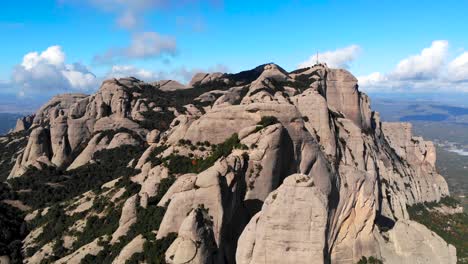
[26,205,87,257]
[356,256,383,264]
[0,202,26,264]
[257,116,279,127]
[8,145,143,209]
[125,233,177,264]
[138,110,175,131]
[72,208,121,250]
[408,198,468,263]
[253,116,279,133]
[80,176,176,263]
[0,131,28,181]
[163,133,247,175]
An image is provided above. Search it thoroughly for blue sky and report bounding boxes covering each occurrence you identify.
[1,0,468,111]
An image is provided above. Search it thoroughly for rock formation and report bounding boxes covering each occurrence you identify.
[0,63,459,264]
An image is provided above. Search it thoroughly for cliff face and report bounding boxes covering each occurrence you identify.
[0,63,457,264]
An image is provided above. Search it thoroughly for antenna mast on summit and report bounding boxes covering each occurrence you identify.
[316,51,319,65]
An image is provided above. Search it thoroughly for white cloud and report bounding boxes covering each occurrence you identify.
[21,46,65,70]
[357,72,387,88]
[107,65,164,81]
[64,0,222,30]
[106,63,229,84]
[12,46,97,95]
[94,32,177,63]
[298,45,361,69]
[391,40,448,80]
[448,52,468,82]
[117,10,138,29]
[171,64,229,82]
[358,40,468,93]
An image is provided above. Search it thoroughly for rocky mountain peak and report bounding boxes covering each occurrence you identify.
[0,63,461,264]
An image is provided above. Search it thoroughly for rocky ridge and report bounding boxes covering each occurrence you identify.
[0,63,460,264]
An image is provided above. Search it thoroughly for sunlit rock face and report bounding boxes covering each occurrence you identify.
[5,63,455,264]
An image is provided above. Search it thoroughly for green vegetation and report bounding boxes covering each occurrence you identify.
[257,116,279,127]
[8,145,143,209]
[356,256,383,264]
[408,198,468,263]
[127,177,175,239]
[253,116,279,133]
[162,133,247,175]
[72,209,122,249]
[271,72,319,93]
[80,176,176,263]
[0,130,29,181]
[125,233,177,264]
[25,205,88,258]
[0,201,26,264]
[138,110,175,131]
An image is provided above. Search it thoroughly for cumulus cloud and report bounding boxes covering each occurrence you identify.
[11,46,97,95]
[298,45,361,69]
[448,52,468,82]
[357,72,387,88]
[358,40,468,93]
[94,32,177,63]
[391,40,448,80]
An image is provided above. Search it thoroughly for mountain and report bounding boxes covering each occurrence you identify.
[371,98,468,211]
[0,63,466,264]
[0,113,24,135]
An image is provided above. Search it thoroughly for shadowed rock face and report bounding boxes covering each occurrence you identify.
[3,63,456,264]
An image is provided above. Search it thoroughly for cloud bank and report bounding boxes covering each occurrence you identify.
[94,32,177,63]
[11,46,98,95]
[358,40,468,92]
[298,45,361,69]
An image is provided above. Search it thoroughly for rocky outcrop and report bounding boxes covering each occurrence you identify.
[155,80,189,91]
[111,194,139,244]
[378,220,457,263]
[5,63,458,264]
[67,133,111,170]
[9,127,52,177]
[13,115,34,133]
[237,174,328,264]
[112,235,146,264]
[55,237,105,264]
[189,72,227,87]
[166,207,218,264]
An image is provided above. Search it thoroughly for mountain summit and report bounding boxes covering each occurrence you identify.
[0,63,461,264]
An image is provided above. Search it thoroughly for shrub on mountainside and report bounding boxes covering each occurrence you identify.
[0,202,26,264]
[0,131,29,181]
[356,256,383,264]
[408,198,468,263]
[253,115,279,133]
[162,133,247,175]
[122,233,177,264]
[80,176,176,264]
[8,145,143,209]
